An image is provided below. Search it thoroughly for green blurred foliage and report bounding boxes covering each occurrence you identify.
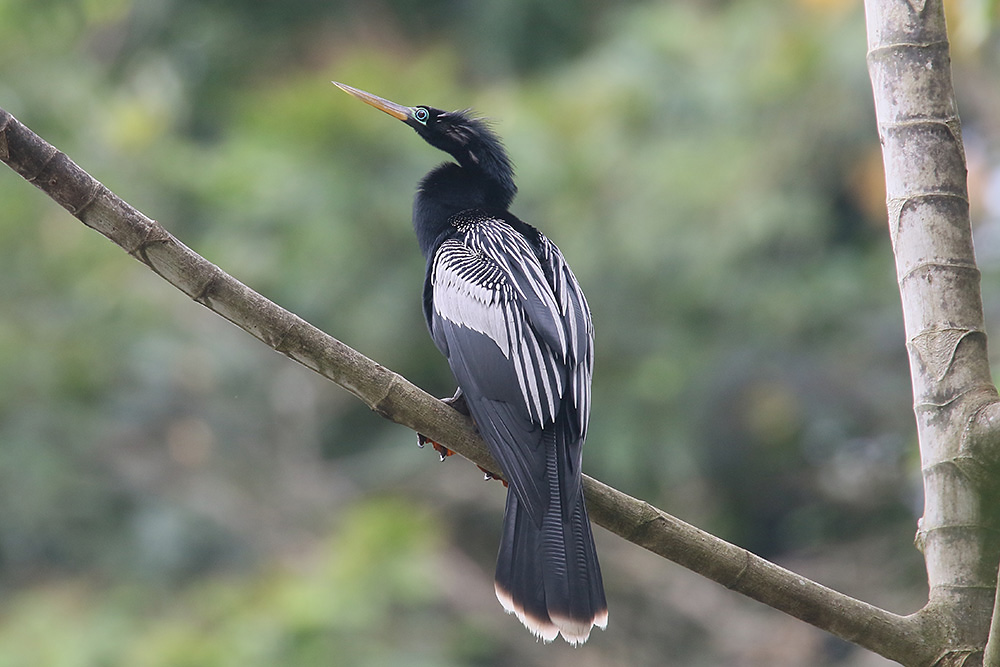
[0,498,456,667]
[5,0,1000,663]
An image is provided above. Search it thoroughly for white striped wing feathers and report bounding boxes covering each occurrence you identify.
[431,217,592,432]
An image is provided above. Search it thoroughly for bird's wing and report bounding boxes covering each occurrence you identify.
[429,218,593,521]
[537,235,594,442]
[535,234,595,509]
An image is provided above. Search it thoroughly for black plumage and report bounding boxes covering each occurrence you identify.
[334,82,607,645]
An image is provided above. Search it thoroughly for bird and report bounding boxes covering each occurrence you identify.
[333,81,607,645]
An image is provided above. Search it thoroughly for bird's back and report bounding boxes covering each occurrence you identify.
[424,209,606,643]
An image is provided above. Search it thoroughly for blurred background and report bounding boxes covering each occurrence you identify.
[3,0,1000,664]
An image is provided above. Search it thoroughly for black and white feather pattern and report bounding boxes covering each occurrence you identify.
[426,210,593,523]
[425,209,605,643]
[431,214,592,431]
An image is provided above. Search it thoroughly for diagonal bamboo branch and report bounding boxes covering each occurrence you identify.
[0,106,935,664]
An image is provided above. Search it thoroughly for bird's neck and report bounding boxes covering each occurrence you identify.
[412,162,516,258]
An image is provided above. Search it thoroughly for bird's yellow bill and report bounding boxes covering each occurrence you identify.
[332,81,411,121]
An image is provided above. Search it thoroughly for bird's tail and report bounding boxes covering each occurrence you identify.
[493,451,608,645]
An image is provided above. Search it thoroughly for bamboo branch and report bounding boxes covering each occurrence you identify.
[865,0,1000,663]
[0,106,933,664]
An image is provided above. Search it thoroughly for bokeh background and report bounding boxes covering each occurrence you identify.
[3,0,1000,664]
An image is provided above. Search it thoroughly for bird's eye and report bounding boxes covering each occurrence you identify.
[413,107,430,124]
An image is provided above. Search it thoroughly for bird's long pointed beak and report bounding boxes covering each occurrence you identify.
[332,81,411,121]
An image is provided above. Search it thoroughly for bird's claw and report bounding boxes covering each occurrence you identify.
[415,388,469,461]
[441,390,470,416]
[417,433,454,461]
[478,465,508,487]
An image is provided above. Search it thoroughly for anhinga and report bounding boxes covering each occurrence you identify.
[333,82,607,645]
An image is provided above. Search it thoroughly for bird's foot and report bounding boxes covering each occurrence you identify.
[417,433,455,461]
[478,465,508,488]
[441,389,470,416]
[416,389,470,461]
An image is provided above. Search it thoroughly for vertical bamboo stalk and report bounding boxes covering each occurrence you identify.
[865,0,999,659]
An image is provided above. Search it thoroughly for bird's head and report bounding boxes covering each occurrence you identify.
[333,82,515,205]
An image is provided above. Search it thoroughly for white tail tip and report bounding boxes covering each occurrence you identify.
[496,584,608,646]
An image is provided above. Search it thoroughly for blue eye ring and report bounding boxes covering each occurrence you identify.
[413,107,429,124]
